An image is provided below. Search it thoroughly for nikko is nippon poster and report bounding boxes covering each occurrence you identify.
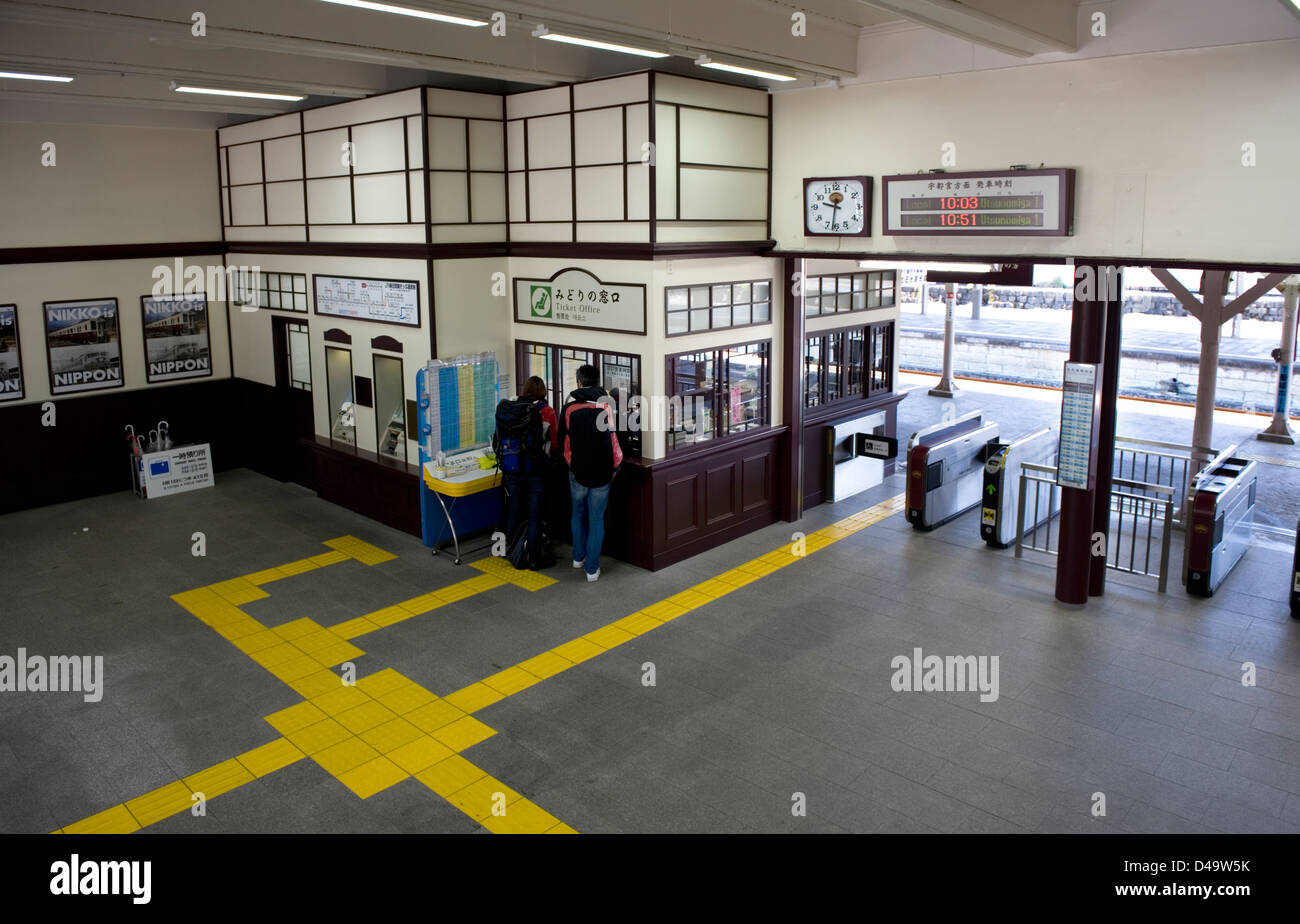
[0,304,23,402]
[43,298,124,395]
[141,294,212,383]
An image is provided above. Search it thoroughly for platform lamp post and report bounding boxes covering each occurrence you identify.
[1258,274,1298,445]
[929,283,958,397]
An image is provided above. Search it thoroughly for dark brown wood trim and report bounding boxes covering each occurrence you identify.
[420,91,432,246]
[0,241,228,266]
[569,84,577,243]
[371,335,403,353]
[648,70,657,245]
[765,92,773,242]
[299,111,310,242]
[781,256,803,522]
[323,328,352,344]
[427,256,437,358]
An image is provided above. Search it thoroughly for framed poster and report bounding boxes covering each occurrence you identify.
[513,267,647,335]
[0,304,23,402]
[1057,361,1101,490]
[313,275,420,327]
[43,298,124,395]
[140,294,213,383]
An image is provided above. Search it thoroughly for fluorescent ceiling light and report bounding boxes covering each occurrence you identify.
[0,70,73,82]
[537,31,668,58]
[173,85,304,101]
[318,0,486,27]
[859,261,998,273]
[694,55,795,82]
[1280,0,1300,20]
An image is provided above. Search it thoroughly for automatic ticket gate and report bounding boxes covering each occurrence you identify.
[980,427,1058,548]
[906,410,998,530]
[1186,453,1258,597]
[1291,518,1299,618]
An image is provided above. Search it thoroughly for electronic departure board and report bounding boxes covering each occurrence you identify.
[882,168,1074,237]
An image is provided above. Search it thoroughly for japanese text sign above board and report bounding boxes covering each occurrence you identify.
[514,268,647,335]
[314,275,420,327]
[883,168,1074,237]
[1057,362,1101,490]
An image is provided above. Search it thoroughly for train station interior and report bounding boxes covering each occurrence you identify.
[2,0,1299,842]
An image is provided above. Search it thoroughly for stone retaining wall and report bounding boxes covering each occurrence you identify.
[904,285,1288,321]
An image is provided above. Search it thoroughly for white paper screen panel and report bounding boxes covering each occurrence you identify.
[230,184,266,225]
[506,121,526,172]
[654,74,768,116]
[678,167,767,220]
[574,109,623,166]
[354,173,408,223]
[406,117,424,169]
[656,105,677,220]
[679,109,768,169]
[575,165,623,220]
[577,222,649,243]
[302,88,420,131]
[626,164,649,220]
[218,111,300,147]
[508,173,526,221]
[528,170,572,221]
[263,136,303,181]
[625,104,648,164]
[428,118,467,170]
[312,225,424,243]
[351,119,406,174]
[527,114,572,170]
[428,87,503,120]
[227,142,262,185]
[305,128,349,178]
[470,174,506,222]
[266,181,305,224]
[573,73,647,109]
[306,177,351,223]
[469,120,504,172]
[429,172,468,223]
[408,173,425,222]
[506,86,569,120]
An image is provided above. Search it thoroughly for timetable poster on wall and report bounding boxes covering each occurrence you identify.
[883,168,1074,236]
[140,294,212,383]
[43,298,124,395]
[0,304,23,402]
[514,268,646,335]
[313,275,420,327]
[1057,361,1101,490]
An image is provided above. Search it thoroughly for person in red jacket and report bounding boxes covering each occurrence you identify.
[560,365,622,582]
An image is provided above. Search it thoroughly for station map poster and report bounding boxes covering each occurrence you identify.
[0,304,23,402]
[514,268,646,335]
[314,275,420,327]
[43,298,124,395]
[1057,362,1100,490]
[140,294,212,383]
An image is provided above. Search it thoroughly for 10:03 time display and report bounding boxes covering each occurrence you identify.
[803,176,872,237]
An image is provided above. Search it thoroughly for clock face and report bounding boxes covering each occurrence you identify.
[805,178,869,236]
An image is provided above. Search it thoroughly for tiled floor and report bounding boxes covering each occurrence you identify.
[2,440,1298,833]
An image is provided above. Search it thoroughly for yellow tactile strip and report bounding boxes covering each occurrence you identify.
[55,496,903,835]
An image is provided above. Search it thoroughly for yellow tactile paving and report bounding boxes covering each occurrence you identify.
[312,737,383,776]
[481,797,565,834]
[387,735,455,774]
[482,666,542,696]
[355,668,413,698]
[265,701,329,736]
[237,738,306,778]
[336,756,407,798]
[517,651,573,680]
[324,535,398,566]
[431,715,496,752]
[406,698,468,733]
[285,718,353,755]
[63,804,141,835]
[376,683,438,715]
[310,640,365,667]
[331,615,382,640]
[124,781,193,828]
[184,759,254,800]
[336,700,400,734]
[359,717,424,753]
[288,669,347,699]
[446,775,520,822]
[442,682,506,713]
[470,556,556,591]
[311,685,372,716]
[415,754,487,797]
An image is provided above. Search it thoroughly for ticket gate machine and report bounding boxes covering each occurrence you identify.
[1186,452,1258,597]
[980,427,1059,548]
[1291,517,1299,618]
[906,410,999,530]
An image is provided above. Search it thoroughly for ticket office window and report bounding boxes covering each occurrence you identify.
[514,340,642,456]
[325,346,356,447]
[666,340,771,452]
[804,321,893,408]
[803,271,896,317]
[666,279,772,336]
[373,353,406,463]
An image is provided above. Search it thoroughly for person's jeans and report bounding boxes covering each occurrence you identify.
[505,471,546,564]
[569,474,611,575]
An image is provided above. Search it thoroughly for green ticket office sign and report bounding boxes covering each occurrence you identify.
[514,268,646,335]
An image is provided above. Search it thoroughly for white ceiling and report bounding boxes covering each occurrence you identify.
[0,0,1294,128]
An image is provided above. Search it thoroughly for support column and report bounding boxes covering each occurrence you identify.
[1190,271,1228,471]
[1089,266,1124,598]
[1259,275,1298,445]
[919,282,927,316]
[929,282,957,397]
[972,284,983,321]
[1056,263,1107,605]
[780,256,805,522]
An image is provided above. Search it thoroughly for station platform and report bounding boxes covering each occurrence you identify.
[3,391,1298,833]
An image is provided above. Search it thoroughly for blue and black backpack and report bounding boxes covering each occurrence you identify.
[493,397,545,474]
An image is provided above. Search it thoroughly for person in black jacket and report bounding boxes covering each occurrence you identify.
[560,365,622,582]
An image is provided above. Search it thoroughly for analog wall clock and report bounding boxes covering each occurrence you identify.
[803,176,872,237]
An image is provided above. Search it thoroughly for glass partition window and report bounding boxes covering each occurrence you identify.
[666,340,770,452]
[804,321,893,408]
[804,271,895,317]
[515,340,642,456]
[325,346,355,447]
[666,279,771,336]
[259,272,309,312]
[373,353,406,463]
[286,321,311,391]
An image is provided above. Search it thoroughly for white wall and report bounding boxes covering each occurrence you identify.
[773,39,1300,265]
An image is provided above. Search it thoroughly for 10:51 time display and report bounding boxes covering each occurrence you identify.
[803,176,872,237]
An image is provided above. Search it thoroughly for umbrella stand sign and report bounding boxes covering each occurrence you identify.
[0,304,23,403]
[43,298,124,395]
[140,294,213,383]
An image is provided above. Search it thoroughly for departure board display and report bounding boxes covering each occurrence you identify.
[882,169,1074,236]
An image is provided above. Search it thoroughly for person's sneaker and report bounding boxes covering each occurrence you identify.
[572,559,584,569]
[586,569,600,583]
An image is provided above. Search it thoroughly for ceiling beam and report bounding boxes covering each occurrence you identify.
[856,0,1077,57]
